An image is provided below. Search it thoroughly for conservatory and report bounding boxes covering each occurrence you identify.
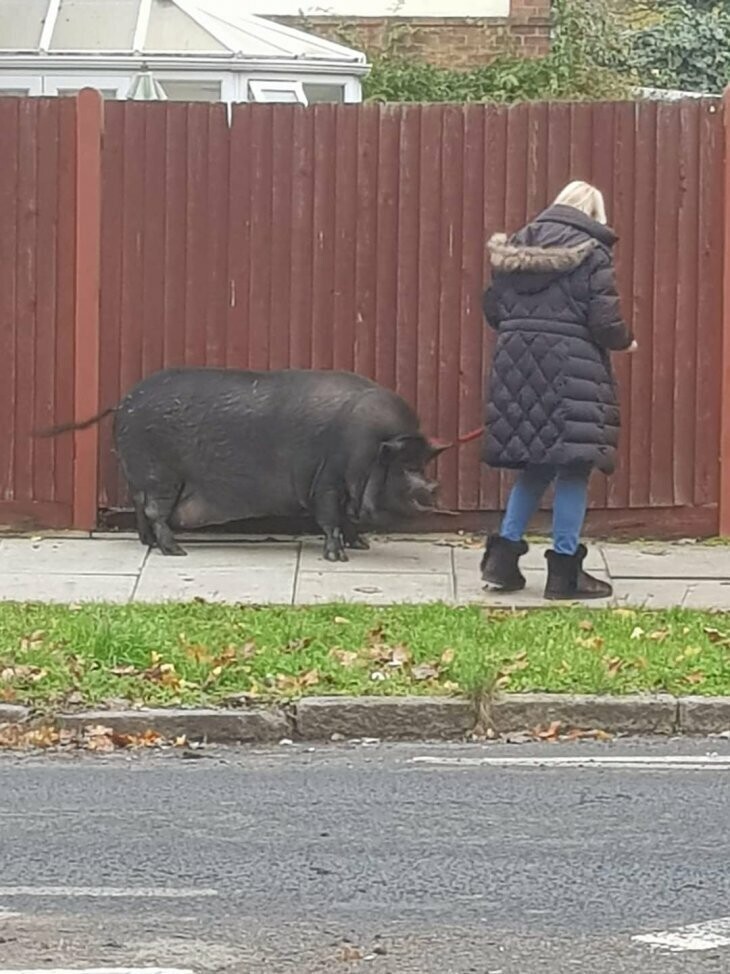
[0,0,367,104]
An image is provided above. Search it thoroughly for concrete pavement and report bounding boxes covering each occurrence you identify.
[1,739,730,973]
[0,532,728,607]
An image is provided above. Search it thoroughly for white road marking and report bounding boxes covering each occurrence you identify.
[0,908,20,918]
[409,754,730,770]
[0,886,217,898]
[633,917,730,952]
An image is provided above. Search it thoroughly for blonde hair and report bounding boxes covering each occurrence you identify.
[553,180,607,225]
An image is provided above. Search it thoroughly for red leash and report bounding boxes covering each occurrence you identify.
[432,426,483,449]
[455,427,483,444]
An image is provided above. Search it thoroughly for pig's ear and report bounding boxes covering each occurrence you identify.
[379,434,428,464]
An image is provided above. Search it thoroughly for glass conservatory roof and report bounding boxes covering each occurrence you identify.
[0,0,365,63]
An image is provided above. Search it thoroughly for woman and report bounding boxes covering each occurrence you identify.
[480,181,636,600]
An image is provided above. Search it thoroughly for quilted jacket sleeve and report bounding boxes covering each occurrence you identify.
[482,283,501,331]
[586,248,633,351]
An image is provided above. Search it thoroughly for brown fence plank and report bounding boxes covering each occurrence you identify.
[457,105,486,510]
[33,100,60,504]
[332,105,358,374]
[206,105,230,369]
[0,99,19,503]
[650,101,681,506]
[673,100,700,508]
[479,104,508,512]
[227,105,252,369]
[311,105,336,371]
[696,100,723,511]
[270,105,295,371]
[55,98,76,511]
[607,102,636,511]
[141,103,166,379]
[14,98,39,503]
[629,101,657,509]
[395,105,420,409]
[435,105,465,505]
[416,105,442,443]
[374,106,400,391]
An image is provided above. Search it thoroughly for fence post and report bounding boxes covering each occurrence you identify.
[72,89,103,531]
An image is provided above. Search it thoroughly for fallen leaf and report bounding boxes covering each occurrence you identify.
[440,648,456,666]
[578,620,594,632]
[412,662,438,681]
[110,665,140,677]
[613,608,636,619]
[333,616,349,625]
[0,686,17,702]
[339,945,363,962]
[388,646,412,668]
[605,657,624,677]
[685,671,705,685]
[331,649,359,668]
[536,720,562,740]
[185,644,212,664]
[300,669,320,688]
[575,635,604,651]
[84,725,115,752]
[647,629,669,643]
[630,627,645,640]
[704,626,730,645]
[566,727,613,742]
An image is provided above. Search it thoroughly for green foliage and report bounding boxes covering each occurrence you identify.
[625,1,730,92]
[360,0,633,104]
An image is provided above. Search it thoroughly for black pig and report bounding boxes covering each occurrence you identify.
[40,368,445,562]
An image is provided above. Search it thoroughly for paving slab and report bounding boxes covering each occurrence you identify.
[295,570,453,605]
[299,538,453,573]
[145,541,299,571]
[0,573,136,603]
[611,578,692,609]
[134,567,296,604]
[0,537,146,574]
[603,542,730,579]
[681,580,730,610]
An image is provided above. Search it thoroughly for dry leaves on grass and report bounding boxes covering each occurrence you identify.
[329,631,457,687]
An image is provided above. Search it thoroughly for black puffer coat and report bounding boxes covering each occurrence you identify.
[481,204,633,475]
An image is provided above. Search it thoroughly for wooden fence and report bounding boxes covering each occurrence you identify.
[1,91,728,537]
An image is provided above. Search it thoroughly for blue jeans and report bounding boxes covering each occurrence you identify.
[500,465,590,556]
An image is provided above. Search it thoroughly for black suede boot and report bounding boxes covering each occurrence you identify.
[544,544,612,601]
[481,535,529,592]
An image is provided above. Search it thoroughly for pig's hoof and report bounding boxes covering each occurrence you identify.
[324,546,348,563]
[346,536,370,550]
[161,543,187,557]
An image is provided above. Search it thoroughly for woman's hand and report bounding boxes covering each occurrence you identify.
[627,340,638,353]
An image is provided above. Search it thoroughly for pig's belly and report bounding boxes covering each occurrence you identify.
[170,488,302,529]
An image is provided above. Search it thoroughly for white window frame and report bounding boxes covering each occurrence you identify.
[156,71,233,103]
[0,75,42,95]
[248,78,307,105]
[300,74,361,104]
[42,74,130,99]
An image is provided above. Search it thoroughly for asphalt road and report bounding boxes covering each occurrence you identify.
[1,739,730,973]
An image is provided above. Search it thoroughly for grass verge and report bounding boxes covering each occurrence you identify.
[1,603,730,710]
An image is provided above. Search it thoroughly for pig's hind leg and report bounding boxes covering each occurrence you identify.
[132,491,155,548]
[142,484,187,556]
[313,487,349,563]
[342,518,370,551]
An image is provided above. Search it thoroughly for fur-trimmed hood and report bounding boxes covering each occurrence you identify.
[487,232,597,275]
